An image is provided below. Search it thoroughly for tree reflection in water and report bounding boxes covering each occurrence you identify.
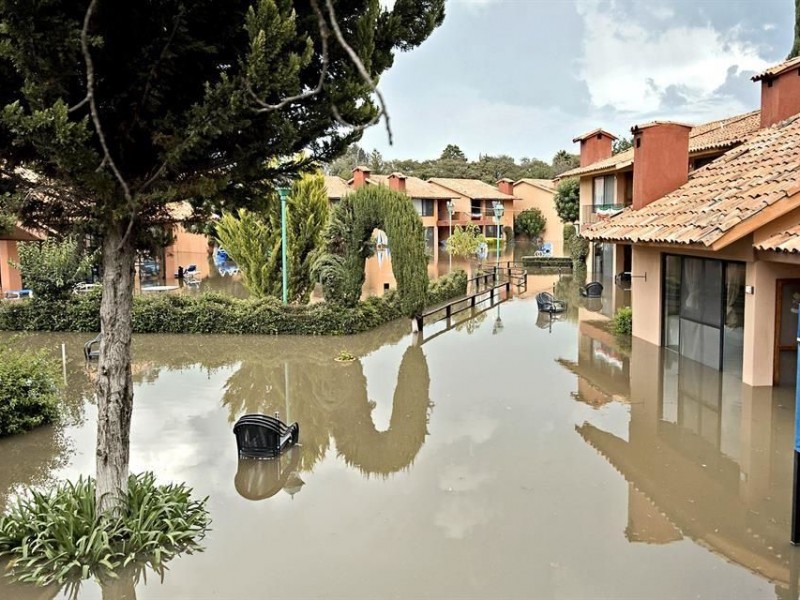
[224,344,432,497]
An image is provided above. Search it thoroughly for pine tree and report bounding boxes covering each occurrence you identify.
[0,0,444,514]
[791,0,800,59]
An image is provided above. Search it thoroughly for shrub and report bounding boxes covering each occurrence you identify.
[0,473,209,586]
[612,306,633,336]
[514,208,546,239]
[446,224,487,258]
[0,271,468,336]
[0,346,60,437]
[16,237,94,300]
[554,177,579,223]
[563,222,576,248]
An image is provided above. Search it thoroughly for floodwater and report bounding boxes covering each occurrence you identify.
[1,279,799,600]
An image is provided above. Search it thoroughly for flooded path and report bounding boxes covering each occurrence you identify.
[0,279,797,599]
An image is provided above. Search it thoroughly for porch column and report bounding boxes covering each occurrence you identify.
[743,261,777,387]
[630,246,662,346]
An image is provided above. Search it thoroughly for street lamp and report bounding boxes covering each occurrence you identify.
[277,186,290,304]
[492,200,505,280]
[446,200,455,272]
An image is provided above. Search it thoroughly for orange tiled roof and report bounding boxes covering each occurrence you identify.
[428,178,516,200]
[323,175,351,199]
[366,174,455,199]
[573,128,618,142]
[752,56,800,81]
[558,110,761,179]
[514,178,556,192]
[755,224,800,253]
[582,115,800,248]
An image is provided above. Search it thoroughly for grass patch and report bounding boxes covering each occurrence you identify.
[0,473,209,586]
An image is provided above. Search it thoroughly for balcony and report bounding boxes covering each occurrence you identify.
[581,204,626,230]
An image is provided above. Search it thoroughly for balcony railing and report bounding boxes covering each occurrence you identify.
[581,203,626,230]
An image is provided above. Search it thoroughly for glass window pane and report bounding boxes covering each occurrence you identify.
[702,261,723,326]
[593,177,604,206]
[680,257,704,323]
[604,176,615,205]
[723,263,745,373]
[663,255,681,349]
[680,319,720,370]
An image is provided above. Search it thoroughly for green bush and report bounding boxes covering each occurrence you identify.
[0,345,60,437]
[563,222,576,248]
[514,208,546,239]
[0,473,209,586]
[0,271,468,336]
[612,306,633,336]
[16,237,94,300]
[554,177,579,223]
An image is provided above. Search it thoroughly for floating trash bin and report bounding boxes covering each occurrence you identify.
[233,413,299,458]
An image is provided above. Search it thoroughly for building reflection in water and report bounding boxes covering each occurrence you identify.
[562,324,799,599]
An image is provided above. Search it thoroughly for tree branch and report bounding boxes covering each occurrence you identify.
[80,0,136,246]
[324,0,392,144]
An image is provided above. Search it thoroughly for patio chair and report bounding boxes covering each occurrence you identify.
[536,291,566,314]
[83,333,101,361]
[614,272,632,290]
[580,281,604,298]
[233,413,300,458]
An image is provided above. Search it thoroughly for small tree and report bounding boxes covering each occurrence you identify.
[446,224,486,258]
[613,137,633,154]
[514,208,546,240]
[555,178,580,223]
[16,237,93,300]
[552,150,580,176]
[791,0,800,59]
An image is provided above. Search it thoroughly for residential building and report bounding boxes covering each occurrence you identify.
[510,178,560,255]
[323,175,351,206]
[580,56,800,387]
[427,177,515,241]
[561,111,762,283]
[0,225,41,295]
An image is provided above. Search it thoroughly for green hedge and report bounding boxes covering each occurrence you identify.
[0,270,468,336]
[0,346,61,437]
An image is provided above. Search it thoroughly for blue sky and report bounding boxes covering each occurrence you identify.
[360,0,794,162]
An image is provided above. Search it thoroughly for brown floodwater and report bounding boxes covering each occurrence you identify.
[1,277,799,599]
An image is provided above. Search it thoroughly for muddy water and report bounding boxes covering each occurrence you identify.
[1,281,798,599]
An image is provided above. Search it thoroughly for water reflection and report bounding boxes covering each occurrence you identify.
[235,448,303,501]
[563,326,798,598]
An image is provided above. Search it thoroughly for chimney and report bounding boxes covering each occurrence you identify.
[573,129,617,167]
[631,122,691,210]
[753,57,800,128]
[497,178,514,196]
[388,172,407,194]
[352,165,371,189]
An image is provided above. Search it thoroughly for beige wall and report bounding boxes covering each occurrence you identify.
[513,182,562,255]
[630,246,663,345]
[0,240,22,293]
[164,226,211,281]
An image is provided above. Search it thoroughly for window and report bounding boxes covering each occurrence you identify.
[471,199,482,219]
[420,199,434,217]
[592,176,616,210]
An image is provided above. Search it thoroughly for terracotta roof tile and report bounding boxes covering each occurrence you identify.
[756,223,800,253]
[367,175,455,199]
[752,56,800,81]
[515,178,555,191]
[323,175,351,199]
[583,116,800,247]
[559,111,761,179]
[428,178,516,200]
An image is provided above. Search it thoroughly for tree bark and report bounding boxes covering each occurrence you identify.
[95,224,136,516]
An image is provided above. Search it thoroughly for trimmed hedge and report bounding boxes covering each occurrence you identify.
[0,270,468,336]
[0,346,61,437]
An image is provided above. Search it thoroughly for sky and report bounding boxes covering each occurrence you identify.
[360,0,795,163]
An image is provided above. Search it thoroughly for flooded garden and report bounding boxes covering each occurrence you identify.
[1,277,797,600]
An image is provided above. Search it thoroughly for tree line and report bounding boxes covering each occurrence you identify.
[325,143,580,183]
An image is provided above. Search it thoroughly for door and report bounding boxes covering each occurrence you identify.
[774,279,800,385]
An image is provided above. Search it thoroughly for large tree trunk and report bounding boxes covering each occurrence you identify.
[95,225,136,515]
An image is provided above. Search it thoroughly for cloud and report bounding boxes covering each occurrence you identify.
[575,0,770,115]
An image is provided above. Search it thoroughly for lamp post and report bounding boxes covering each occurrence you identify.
[492,200,505,282]
[446,199,455,272]
[278,186,290,304]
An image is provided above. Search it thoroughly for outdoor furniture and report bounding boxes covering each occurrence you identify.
[580,281,604,298]
[83,334,101,361]
[235,447,303,501]
[614,272,632,290]
[536,291,566,314]
[233,413,300,458]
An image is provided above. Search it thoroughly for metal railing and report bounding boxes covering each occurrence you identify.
[581,203,627,229]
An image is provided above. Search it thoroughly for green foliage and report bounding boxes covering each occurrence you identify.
[569,233,589,274]
[15,237,93,300]
[613,137,633,155]
[612,306,633,336]
[215,174,329,303]
[0,210,14,236]
[440,144,467,161]
[0,272,468,335]
[554,177,580,223]
[791,0,800,59]
[514,208,546,239]
[446,224,486,258]
[563,222,577,248]
[0,345,60,437]
[314,185,429,317]
[0,473,209,586]
[552,150,580,176]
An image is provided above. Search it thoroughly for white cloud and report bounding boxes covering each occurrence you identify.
[575,0,770,115]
